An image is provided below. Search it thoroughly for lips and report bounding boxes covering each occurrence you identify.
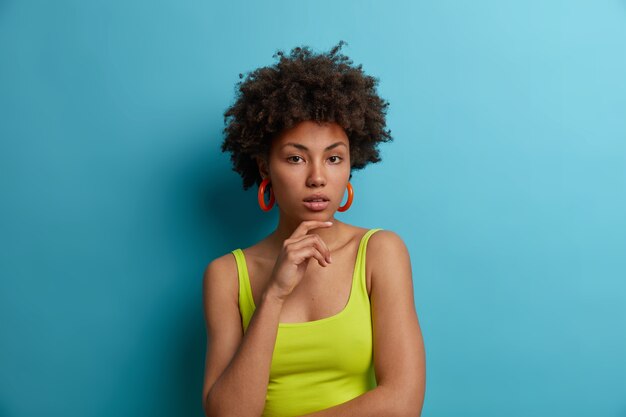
[303,194,330,211]
[303,200,329,211]
[303,194,330,202]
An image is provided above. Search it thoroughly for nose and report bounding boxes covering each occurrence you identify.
[306,161,326,187]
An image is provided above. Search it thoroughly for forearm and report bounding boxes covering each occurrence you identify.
[205,289,284,417]
[299,385,421,417]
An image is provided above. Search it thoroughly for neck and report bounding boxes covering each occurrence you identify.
[268,210,345,251]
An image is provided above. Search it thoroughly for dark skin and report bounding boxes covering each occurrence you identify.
[220,42,392,192]
[202,120,426,416]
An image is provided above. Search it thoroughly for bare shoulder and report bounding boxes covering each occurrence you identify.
[201,251,244,406]
[366,230,412,285]
[204,251,238,281]
[202,252,239,308]
[368,229,409,258]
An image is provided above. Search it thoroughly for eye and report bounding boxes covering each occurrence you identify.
[328,155,343,164]
[287,155,304,164]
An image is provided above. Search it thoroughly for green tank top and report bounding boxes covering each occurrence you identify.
[231,228,382,417]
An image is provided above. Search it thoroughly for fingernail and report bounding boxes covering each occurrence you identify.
[325,221,333,225]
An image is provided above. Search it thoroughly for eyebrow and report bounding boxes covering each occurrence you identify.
[281,142,348,151]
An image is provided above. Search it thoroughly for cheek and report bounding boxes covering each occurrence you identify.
[269,172,298,202]
[336,164,351,182]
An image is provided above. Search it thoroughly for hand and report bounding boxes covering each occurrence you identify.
[267,220,333,301]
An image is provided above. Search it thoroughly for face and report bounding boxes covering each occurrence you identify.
[258,120,351,221]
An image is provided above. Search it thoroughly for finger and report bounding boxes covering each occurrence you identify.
[288,245,329,268]
[285,234,331,263]
[286,245,327,266]
[291,220,333,239]
[309,234,331,263]
[291,221,332,240]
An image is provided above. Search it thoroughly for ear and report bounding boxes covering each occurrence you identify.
[255,155,270,180]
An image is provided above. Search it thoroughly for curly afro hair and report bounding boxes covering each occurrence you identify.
[221,40,393,190]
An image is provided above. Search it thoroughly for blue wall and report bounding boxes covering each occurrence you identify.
[1,1,625,416]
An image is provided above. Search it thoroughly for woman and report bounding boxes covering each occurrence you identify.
[202,42,426,417]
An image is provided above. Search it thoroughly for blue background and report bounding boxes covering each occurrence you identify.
[1,1,625,416]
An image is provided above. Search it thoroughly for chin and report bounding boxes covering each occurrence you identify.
[298,210,332,219]
[282,205,335,222]
[305,213,334,222]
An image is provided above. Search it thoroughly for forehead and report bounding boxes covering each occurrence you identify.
[272,121,349,150]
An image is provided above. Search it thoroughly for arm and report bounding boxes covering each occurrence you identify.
[201,254,285,417]
[202,220,334,417]
[300,231,426,417]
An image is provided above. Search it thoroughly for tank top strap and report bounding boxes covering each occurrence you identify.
[354,228,383,298]
[231,249,255,332]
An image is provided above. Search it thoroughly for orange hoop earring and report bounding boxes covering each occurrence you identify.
[337,182,354,212]
[257,178,275,211]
